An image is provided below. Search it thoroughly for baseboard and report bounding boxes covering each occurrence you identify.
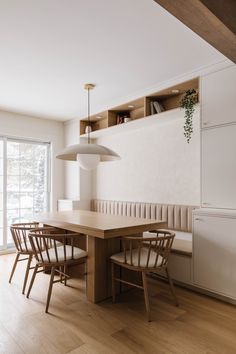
[149,273,236,306]
[0,248,16,255]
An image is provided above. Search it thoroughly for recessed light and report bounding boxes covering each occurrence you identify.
[171,89,180,94]
[96,116,102,119]
[128,105,135,108]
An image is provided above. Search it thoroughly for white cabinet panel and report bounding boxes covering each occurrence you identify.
[201,66,236,128]
[201,125,236,209]
[193,214,236,299]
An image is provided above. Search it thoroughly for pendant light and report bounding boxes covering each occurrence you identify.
[56,84,120,170]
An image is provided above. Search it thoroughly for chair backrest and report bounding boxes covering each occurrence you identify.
[29,228,81,266]
[121,230,175,270]
[10,222,40,253]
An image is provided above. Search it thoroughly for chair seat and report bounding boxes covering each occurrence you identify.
[110,248,163,268]
[41,245,87,263]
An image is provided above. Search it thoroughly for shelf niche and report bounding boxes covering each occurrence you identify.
[80,77,199,136]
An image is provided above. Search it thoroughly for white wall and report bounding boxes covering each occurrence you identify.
[92,107,200,206]
[63,63,234,209]
[0,110,64,211]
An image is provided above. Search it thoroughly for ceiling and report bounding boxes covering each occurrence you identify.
[0,0,226,121]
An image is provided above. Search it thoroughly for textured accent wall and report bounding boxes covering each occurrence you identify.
[92,107,200,206]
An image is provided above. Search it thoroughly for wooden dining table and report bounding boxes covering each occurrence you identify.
[34,209,167,303]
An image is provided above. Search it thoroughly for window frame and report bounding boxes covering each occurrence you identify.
[0,136,51,251]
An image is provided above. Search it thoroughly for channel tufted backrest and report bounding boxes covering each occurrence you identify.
[91,199,198,233]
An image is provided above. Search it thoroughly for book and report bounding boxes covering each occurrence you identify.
[153,101,164,114]
[150,101,155,115]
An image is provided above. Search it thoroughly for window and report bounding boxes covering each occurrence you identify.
[0,139,3,248]
[0,138,50,250]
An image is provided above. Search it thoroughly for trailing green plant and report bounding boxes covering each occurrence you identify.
[181,89,198,143]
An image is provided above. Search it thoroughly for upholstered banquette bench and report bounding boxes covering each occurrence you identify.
[91,199,197,256]
[91,199,199,285]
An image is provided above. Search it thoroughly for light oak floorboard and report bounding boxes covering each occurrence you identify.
[0,322,24,354]
[1,254,236,354]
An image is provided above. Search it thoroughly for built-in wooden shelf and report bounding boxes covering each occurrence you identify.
[80,78,199,137]
[80,104,200,139]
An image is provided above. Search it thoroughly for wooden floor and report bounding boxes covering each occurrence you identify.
[1,254,236,354]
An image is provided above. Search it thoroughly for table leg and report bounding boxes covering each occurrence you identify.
[86,236,121,303]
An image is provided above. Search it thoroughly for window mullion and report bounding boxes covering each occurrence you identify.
[19,146,21,222]
[46,144,51,211]
[3,137,7,250]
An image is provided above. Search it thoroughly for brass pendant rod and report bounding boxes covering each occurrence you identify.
[84,83,95,145]
[87,87,90,144]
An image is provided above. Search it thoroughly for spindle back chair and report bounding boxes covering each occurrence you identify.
[110,230,178,321]
[9,223,60,294]
[27,229,87,313]
[10,222,39,294]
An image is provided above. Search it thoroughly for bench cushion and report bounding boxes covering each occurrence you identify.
[143,230,192,257]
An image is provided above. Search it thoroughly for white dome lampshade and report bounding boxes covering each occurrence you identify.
[56,143,120,170]
[56,83,120,170]
[77,154,100,170]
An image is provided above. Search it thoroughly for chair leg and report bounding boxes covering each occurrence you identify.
[45,267,55,313]
[111,262,116,303]
[64,265,67,286]
[142,272,151,322]
[165,267,179,307]
[26,264,39,298]
[22,254,32,295]
[83,260,87,276]
[9,253,20,283]
[59,266,63,283]
[84,261,87,290]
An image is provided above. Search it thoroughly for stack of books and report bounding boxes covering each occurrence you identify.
[150,101,164,115]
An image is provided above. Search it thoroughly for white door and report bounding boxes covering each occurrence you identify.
[193,214,236,299]
[201,66,236,128]
[201,124,236,209]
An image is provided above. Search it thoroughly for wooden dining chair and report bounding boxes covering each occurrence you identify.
[110,230,178,321]
[26,229,87,313]
[9,222,40,294]
[9,223,61,294]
